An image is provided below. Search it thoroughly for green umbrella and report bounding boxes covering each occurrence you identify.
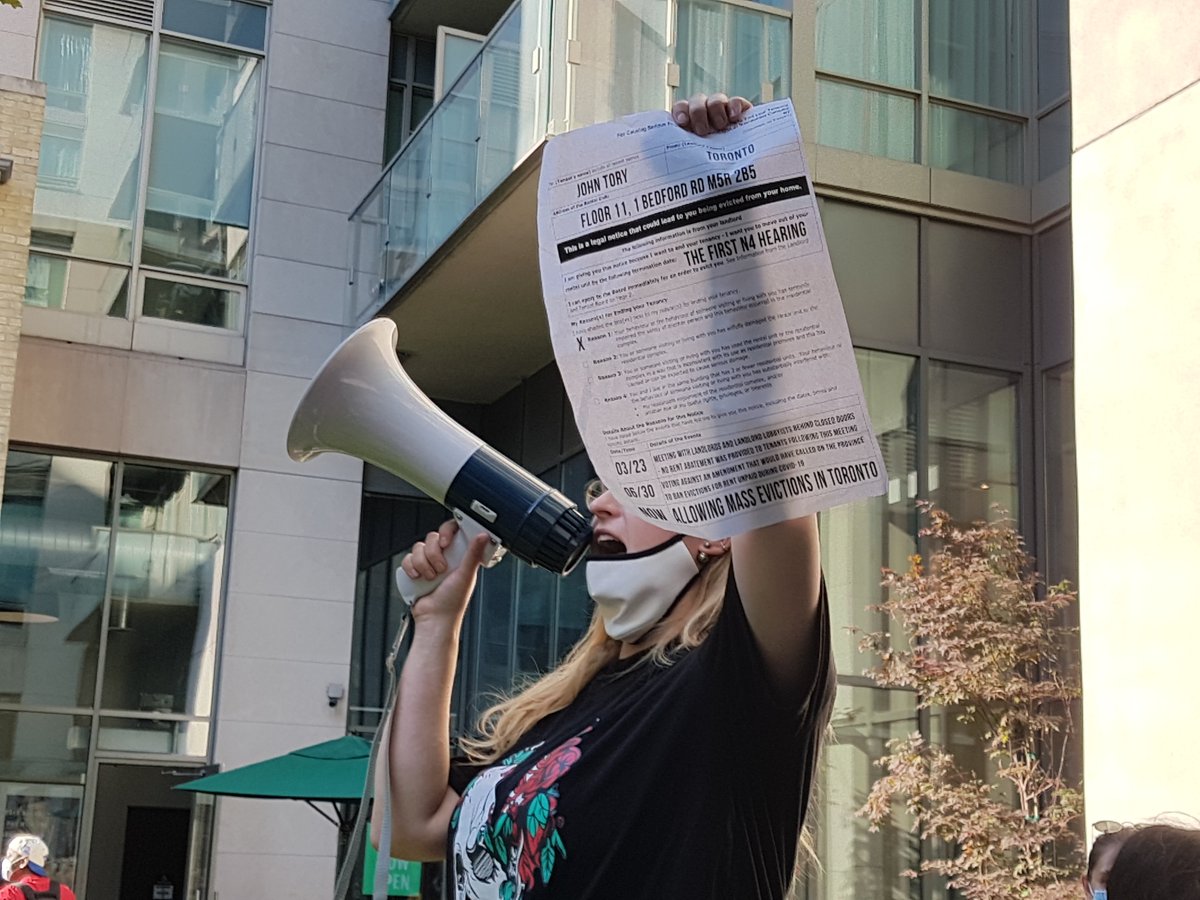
[175,734,372,831]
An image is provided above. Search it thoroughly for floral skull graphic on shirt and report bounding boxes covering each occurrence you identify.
[450,728,591,899]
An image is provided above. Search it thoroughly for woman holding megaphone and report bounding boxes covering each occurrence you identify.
[371,94,832,900]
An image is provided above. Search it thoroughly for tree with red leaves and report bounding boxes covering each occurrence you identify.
[855,505,1083,899]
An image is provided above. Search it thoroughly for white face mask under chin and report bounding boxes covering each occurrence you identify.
[2,858,13,882]
[586,535,700,643]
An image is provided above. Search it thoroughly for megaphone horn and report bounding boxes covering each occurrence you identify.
[287,319,592,601]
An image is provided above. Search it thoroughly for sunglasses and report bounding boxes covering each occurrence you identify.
[584,478,606,505]
[1093,820,1128,835]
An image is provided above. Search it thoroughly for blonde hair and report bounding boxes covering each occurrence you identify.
[460,554,732,764]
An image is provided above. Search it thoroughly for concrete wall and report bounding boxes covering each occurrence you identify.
[208,1,391,896]
[1072,0,1200,824]
[0,74,44,500]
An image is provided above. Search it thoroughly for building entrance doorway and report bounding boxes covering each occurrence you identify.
[83,763,207,900]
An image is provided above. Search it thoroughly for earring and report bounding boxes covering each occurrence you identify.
[697,541,711,567]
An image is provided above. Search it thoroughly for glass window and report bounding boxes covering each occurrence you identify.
[1038,102,1071,180]
[928,363,1019,522]
[385,85,407,160]
[140,275,241,330]
[413,36,437,86]
[0,452,113,707]
[162,0,267,51]
[555,454,595,662]
[514,565,555,677]
[929,103,1024,184]
[141,41,261,281]
[96,716,210,757]
[411,87,434,132]
[1043,365,1076,586]
[34,18,149,263]
[802,686,921,899]
[1037,0,1070,107]
[816,0,917,89]
[438,31,484,99]
[816,79,916,162]
[928,0,1029,113]
[100,466,229,717]
[470,555,516,725]
[24,253,129,317]
[0,711,88,885]
[386,35,441,161]
[821,351,917,674]
[677,0,791,104]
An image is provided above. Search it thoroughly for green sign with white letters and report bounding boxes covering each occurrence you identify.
[362,841,422,896]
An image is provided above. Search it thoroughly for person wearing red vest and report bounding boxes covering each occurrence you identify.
[0,835,76,900]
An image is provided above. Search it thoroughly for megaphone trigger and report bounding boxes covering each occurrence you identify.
[393,513,505,607]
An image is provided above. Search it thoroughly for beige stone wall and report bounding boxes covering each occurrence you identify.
[0,74,45,500]
[1071,2,1200,825]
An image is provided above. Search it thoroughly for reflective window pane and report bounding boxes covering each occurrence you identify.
[929,0,1029,112]
[96,716,210,757]
[470,556,516,725]
[24,253,129,318]
[390,33,410,81]
[802,686,920,899]
[817,78,916,162]
[162,0,267,51]
[0,711,90,783]
[514,565,554,678]
[821,351,917,674]
[556,454,595,662]
[411,87,434,132]
[141,276,241,330]
[929,103,1024,184]
[1044,365,1076,586]
[34,18,149,263]
[142,42,260,281]
[414,36,437,86]
[1038,102,1071,180]
[816,0,917,89]
[100,466,229,717]
[0,711,88,885]
[0,452,113,707]
[677,0,791,104]
[385,84,407,160]
[1037,0,1070,107]
[439,32,483,98]
[928,363,1019,522]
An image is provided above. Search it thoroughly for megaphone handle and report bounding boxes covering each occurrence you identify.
[394,513,504,606]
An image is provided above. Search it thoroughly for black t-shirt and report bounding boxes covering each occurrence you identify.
[447,569,835,900]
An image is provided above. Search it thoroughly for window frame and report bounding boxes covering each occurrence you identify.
[26,2,269,360]
[813,0,1048,185]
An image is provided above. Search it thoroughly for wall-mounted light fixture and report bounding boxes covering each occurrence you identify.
[0,157,13,185]
[326,683,345,708]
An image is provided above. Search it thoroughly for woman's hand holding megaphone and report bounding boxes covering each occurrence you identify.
[399,519,498,623]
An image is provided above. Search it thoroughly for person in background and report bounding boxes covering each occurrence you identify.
[1104,822,1200,900]
[0,835,77,900]
[1083,821,1137,899]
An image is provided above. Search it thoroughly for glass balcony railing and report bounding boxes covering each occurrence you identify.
[349,0,555,322]
[347,0,691,323]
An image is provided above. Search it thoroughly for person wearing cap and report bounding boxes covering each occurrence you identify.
[0,835,75,900]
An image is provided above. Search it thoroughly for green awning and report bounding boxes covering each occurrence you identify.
[174,735,371,803]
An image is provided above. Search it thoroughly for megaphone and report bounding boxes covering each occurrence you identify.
[287,319,592,603]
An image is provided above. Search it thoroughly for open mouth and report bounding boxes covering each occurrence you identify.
[590,534,627,557]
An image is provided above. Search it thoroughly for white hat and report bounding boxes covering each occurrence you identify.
[4,834,49,876]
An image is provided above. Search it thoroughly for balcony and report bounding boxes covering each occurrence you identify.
[348,0,675,402]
